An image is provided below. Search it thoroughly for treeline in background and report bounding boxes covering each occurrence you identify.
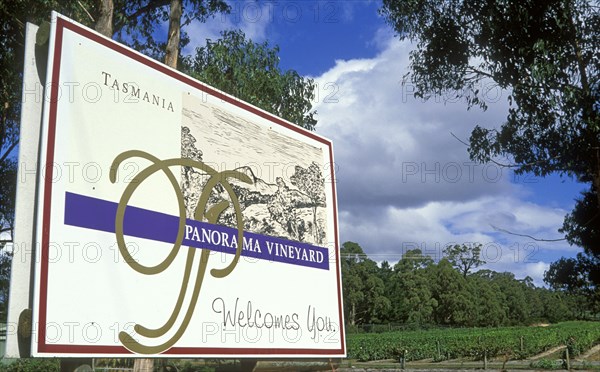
[340,241,598,331]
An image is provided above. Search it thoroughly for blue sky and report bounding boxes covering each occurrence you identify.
[184,0,586,286]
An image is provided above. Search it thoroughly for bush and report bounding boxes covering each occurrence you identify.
[0,359,59,372]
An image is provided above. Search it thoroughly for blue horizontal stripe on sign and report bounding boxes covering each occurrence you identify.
[63,192,329,270]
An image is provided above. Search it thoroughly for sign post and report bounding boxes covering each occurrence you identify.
[5,22,43,359]
[20,12,344,359]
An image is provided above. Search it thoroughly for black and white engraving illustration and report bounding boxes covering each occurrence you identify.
[181,95,327,245]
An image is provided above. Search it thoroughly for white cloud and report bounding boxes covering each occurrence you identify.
[313,36,576,286]
[314,40,514,210]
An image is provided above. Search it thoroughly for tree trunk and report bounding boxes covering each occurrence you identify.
[594,173,600,212]
[95,0,114,37]
[164,0,182,68]
[133,358,154,372]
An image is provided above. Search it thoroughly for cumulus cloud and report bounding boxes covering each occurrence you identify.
[312,36,575,286]
[314,41,514,209]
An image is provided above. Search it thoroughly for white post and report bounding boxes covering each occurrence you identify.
[5,22,45,358]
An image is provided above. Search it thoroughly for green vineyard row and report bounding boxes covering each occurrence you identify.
[346,321,600,362]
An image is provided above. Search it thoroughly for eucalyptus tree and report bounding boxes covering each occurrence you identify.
[381,0,600,282]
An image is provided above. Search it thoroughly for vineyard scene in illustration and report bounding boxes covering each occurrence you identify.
[181,95,327,246]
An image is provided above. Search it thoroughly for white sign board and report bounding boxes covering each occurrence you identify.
[31,13,344,357]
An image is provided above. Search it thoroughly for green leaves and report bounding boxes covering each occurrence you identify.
[341,242,391,325]
[381,1,600,279]
[381,0,600,181]
[341,244,577,329]
[183,30,317,130]
[113,0,230,61]
[443,243,486,278]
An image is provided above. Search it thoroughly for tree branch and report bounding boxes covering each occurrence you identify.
[0,140,18,164]
[464,66,578,91]
[126,0,170,22]
[450,131,566,170]
[77,0,95,23]
[114,0,170,34]
[464,66,496,82]
[490,224,566,242]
